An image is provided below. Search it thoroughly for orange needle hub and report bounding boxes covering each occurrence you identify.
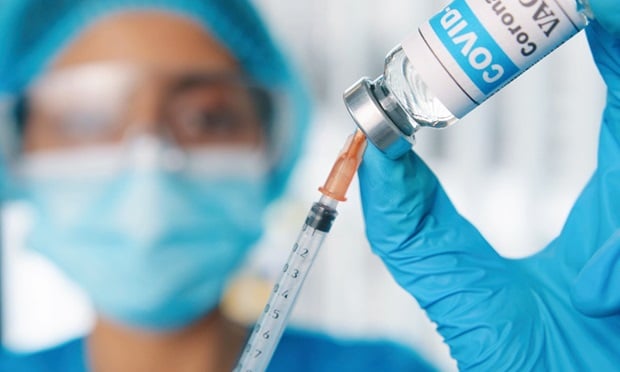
[319,130,367,201]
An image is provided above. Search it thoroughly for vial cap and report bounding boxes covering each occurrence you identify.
[343,78,412,159]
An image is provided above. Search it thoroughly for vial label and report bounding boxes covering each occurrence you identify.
[402,0,587,118]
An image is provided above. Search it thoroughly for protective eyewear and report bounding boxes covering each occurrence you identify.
[15,63,275,152]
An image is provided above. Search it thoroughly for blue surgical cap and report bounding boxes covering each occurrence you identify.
[0,0,311,202]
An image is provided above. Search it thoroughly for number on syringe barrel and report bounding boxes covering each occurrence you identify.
[282,263,301,280]
[272,281,290,301]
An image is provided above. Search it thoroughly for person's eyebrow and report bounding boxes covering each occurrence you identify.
[168,72,246,93]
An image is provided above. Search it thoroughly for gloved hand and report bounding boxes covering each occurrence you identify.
[571,4,620,319]
[572,230,620,317]
[357,9,620,372]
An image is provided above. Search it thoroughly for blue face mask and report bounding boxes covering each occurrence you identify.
[18,140,269,330]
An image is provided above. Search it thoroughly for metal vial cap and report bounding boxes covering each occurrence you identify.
[343,78,412,159]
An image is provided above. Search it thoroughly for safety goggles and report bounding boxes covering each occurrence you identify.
[14,63,275,152]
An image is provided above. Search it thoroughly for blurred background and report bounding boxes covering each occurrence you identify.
[1,0,605,370]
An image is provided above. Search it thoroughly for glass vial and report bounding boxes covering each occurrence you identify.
[344,0,593,158]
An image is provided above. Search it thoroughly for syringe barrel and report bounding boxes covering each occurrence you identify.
[305,201,338,232]
[235,201,337,372]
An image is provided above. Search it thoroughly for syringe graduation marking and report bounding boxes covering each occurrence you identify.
[234,130,367,372]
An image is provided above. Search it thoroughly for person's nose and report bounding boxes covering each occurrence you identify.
[122,79,164,138]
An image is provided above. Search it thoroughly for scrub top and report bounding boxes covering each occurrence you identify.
[1,328,437,371]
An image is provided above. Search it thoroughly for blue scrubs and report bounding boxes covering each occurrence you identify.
[1,328,437,371]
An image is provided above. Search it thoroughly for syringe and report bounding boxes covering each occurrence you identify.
[234,130,367,372]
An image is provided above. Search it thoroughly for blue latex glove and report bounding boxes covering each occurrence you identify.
[571,5,620,318]
[358,14,620,372]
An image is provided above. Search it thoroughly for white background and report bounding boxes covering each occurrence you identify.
[2,1,605,371]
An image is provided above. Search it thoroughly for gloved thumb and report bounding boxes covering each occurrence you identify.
[358,144,441,259]
[572,229,620,317]
[358,142,512,296]
[358,143,503,275]
[358,144,535,370]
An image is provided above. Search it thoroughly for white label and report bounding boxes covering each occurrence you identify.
[402,0,587,118]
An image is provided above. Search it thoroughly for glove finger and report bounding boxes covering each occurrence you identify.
[585,22,620,170]
[586,21,620,93]
[572,229,620,317]
[358,144,441,256]
[587,0,620,38]
[358,143,508,287]
[358,145,540,369]
[358,143,501,257]
[548,21,620,278]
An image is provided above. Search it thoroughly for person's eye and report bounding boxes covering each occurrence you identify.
[165,85,264,146]
[180,107,245,138]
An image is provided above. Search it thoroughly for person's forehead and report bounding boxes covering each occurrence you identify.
[51,11,241,75]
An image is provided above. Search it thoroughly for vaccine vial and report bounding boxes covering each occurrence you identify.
[344,0,593,158]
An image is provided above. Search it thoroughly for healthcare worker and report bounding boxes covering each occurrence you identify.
[358,0,620,370]
[0,0,437,371]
